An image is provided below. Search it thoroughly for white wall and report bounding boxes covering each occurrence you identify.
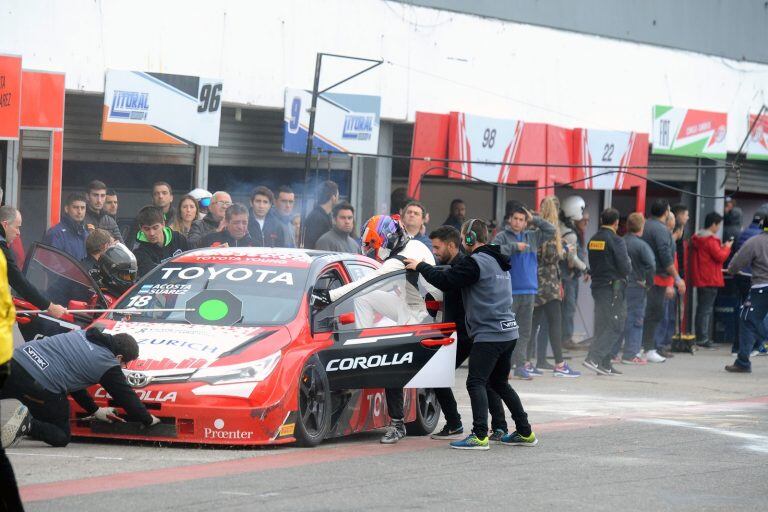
[2,0,767,152]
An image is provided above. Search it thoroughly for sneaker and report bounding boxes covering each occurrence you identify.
[696,340,716,350]
[488,428,507,442]
[513,367,533,380]
[524,362,543,377]
[500,431,538,447]
[553,362,581,378]
[380,420,406,444]
[536,361,555,371]
[611,356,621,364]
[450,433,490,450]
[621,356,647,365]
[607,365,623,375]
[757,345,768,356]
[657,347,675,358]
[2,405,31,448]
[582,358,610,376]
[725,363,751,373]
[431,424,464,440]
[644,349,666,363]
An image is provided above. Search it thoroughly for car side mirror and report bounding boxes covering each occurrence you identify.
[68,300,89,311]
[337,312,356,326]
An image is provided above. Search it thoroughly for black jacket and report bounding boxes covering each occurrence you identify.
[415,244,511,290]
[434,252,470,343]
[187,213,221,248]
[303,205,332,249]
[134,227,189,278]
[200,230,256,248]
[248,209,286,248]
[588,226,631,289]
[0,231,51,310]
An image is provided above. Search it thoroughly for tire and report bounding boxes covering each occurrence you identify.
[294,355,331,447]
[405,388,441,436]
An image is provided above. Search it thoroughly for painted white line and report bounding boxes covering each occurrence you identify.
[220,491,253,496]
[633,418,768,454]
[7,452,124,461]
[344,333,412,345]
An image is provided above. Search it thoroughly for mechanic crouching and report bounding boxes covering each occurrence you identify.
[1,327,160,448]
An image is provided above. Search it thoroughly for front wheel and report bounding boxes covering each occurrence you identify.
[294,355,331,447]
[405,388,441,436]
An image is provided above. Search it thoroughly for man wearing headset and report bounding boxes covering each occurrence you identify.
[405,219,537,450]
[312,214,442,444]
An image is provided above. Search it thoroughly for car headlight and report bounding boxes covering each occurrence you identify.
[193,351,281,385]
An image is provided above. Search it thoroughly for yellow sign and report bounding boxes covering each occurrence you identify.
[589,240,606,251]
[279,423,296,437]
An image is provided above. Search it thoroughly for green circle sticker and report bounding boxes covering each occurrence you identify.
[198,299,229,322]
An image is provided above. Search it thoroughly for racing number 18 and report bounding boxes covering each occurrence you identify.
[198,83,222,113]
[126,295,152,308]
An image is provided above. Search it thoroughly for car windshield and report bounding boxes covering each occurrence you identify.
[109,263,309,326]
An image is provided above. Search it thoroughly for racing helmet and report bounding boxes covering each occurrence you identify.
[562,195,586,222]
[360,214,408,262]
[98,242,138,294]
[188,187,213,209]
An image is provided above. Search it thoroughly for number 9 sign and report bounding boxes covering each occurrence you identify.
[287,97,301,134]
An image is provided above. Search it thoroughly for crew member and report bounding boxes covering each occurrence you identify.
[201,203,255,248]
[583,208,631,376]
[1,327,160,448]
[312,214,440,444]
[426,226,507,441]
[405,219,536,450]
[0,205,66,318]
[134,206,189,278]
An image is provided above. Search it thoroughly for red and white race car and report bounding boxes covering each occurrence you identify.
[15,245,457,446]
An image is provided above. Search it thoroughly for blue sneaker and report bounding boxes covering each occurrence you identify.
[500,431,538,447]
[524,362,543,377]
[450,433,490,450]
[513,367,533,380]
[488,428,507,443]
[553,362,581,378]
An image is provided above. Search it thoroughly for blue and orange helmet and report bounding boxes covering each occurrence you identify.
[360,214,407,261]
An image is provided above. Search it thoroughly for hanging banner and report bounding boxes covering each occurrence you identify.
[573,129,650,190]
[0,54,22,140]
[745,113,768,161]
[101,70,222,146]
[282,88,381,155]
[651,105,727,158]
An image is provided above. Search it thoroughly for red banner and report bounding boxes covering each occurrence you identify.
[0,55,22,140]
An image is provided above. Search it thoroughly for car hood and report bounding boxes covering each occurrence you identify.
[106,321,283,378]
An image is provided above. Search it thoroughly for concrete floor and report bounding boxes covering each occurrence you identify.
[5,345,768,511]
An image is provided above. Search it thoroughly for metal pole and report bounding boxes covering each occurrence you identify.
[299,53,323,248]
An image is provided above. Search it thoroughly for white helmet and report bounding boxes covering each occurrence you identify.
[562,195,586,222]
[188,188,213,201]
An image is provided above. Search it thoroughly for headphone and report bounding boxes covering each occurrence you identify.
[464,219,479,246]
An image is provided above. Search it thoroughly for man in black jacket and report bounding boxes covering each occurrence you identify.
[134,206,188,278]
[303,180,338,249]
[0,205,66,318]
[201,203,255,248]
[1,327,160,448]
[248,187,285,247]
[84,180,123,243]
[405,219,536,450]
[583,208,632,376]
[187,191,231,248]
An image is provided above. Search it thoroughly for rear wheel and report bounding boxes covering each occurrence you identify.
[405,388,441,436]
[294,355,331,447]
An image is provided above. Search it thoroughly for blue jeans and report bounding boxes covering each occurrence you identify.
[611,286,646,359]
[736,287,768,369]
[654,296,675,349]
[561,275,579,341]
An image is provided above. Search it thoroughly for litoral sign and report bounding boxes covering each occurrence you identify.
[101,70,223,146]
[651,105,727,158]
[746,113,768,161]
[0,55,22,140]
[282,88,381,154]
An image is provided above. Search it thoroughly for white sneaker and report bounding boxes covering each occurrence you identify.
[644,349,666,363]
[1,405,31,448]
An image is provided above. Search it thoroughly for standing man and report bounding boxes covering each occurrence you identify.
[188,191,232,247]
[691,212,732,349]
[303,180,339,249]
[723,197,743,244]
[612,213,655,364]
[442,199,466,230]
[85,180,123,243]
[560,196,588,350]
[405,219,537,450]
[315,202,361,254]
[0,206,66,318]
[248,187,285,247]
[492,202,555,379]
[583,208,631,376]
[134,206,188,278]
[272,186,297,248]
[104,190,119,220]
[672,204,690,278]
[726,216,768,372]
[402,201,433,251]
[43,192,89,261]
[152,182,176,226]
[201,203,255,248]
[641,199,685,363]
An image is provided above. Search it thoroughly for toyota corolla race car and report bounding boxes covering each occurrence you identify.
[14,244,457,446]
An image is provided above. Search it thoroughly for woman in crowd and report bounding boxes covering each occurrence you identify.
[171,194,199,238]
[531,196,581,377]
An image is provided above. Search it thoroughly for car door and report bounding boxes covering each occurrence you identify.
[14,243,108,340]
[313,269,456,391]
